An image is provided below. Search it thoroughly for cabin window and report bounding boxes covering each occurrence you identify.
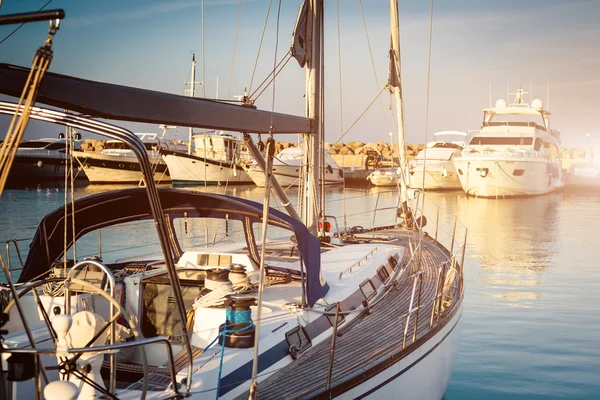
[512,169,525,176]
[377,265,390,282]
[45,143,67,150]
[18,141,53,149]
[458,169,463,176]
[534,138,543,151]
[468,137,533,146]
[359,279,377,301]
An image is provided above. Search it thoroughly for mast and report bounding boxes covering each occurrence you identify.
[301,0,322,234]
[187,53,197,155]
[389,0,407,202]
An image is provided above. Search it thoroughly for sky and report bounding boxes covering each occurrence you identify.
[0,0,599,147]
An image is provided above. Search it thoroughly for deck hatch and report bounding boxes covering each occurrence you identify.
[285,325,312,360]
[359,279,376,301]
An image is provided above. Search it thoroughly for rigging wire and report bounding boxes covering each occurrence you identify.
[357,0,392,135]
[227,0,243,100]
[249,1,282,397]
[249,51,292,101]
[0,0,53,45]
[336,0,348,235]
[333,85,387,146]
[248,0,274,94]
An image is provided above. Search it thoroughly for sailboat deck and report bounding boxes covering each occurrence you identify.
[238,229,461,399]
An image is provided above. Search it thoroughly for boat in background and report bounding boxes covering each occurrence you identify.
[408,131,466,190]
[246,146,343,187]
[453,88,563,198]
[160,131,254,185]
[6,135,87,184]
[73,133,182,184]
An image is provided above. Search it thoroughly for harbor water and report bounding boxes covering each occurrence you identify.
[0,184,599,399]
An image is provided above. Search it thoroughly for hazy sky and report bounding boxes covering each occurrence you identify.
[0,0,598,147]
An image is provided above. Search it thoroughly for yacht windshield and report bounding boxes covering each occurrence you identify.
[469,137,533,146]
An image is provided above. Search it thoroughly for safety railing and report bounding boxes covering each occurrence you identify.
[338,247,379,280]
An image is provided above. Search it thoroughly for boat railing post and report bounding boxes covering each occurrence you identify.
[402,273,420,349]
[5,239,25,278]
[372,192,382,228]
[436,262,448,325]
[97,229,102,260]
[434,206,440,241]
[430,264,443,329]
[450,216,457,254]
[0,251,50,384]
[326,302,341,391]
[412,272,423,343]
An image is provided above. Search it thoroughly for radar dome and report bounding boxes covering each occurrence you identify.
[495,99,506,108]
[532,98,543,110]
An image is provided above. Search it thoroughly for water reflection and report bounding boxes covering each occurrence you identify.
[455,193,562,307]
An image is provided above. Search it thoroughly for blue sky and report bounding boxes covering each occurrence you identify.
[1,0,599,147]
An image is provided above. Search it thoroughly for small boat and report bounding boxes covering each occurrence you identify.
[6,135,87,184]
[73,133,181,184]
[247,146,343,187]
[408,131,466,190]
[160,131,254,185]
[453,88,563,198]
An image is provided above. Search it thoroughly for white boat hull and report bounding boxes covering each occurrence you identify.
[409,162,462,190]
[341,302,463,400]
[75,151,170,184]
[453,158,563,197]
[162,151,253,185]
[248,164,343,187]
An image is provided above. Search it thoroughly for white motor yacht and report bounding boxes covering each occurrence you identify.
[408,131,465,190]
[453,88,563,198]
[73,133,182,184]
[7,135,86,184]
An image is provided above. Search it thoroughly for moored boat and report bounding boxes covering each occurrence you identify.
[453,88,563,198]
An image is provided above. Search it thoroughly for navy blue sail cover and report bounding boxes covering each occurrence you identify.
[19,188,329,306]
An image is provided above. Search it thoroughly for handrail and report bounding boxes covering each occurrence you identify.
[2,336,180,399]
[0,101,194,394]
[338,247,378,280]
[4,239,25,278]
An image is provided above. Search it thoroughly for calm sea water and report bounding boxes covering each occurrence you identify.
[1,183,599,399]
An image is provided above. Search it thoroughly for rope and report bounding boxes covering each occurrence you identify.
[194,280,234,308]
[248,0,274,94]
[0,20,58,196]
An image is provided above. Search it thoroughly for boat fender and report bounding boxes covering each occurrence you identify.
[326,164,333,174]
[338,168,344,178]
[37,160,43,168]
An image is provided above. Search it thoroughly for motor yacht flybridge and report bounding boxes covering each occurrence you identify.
[453,88,563,198]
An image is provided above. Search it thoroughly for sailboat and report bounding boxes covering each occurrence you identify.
[160,55,254,186]
[0,2,465,399]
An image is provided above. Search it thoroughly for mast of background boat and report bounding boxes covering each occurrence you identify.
[186,53,198,155]
[389,0,407,204]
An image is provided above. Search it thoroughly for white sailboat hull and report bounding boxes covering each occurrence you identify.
[162,151,253,185]
[341,303,463,400]
[453,158,563,197]
[248,164,343,187]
